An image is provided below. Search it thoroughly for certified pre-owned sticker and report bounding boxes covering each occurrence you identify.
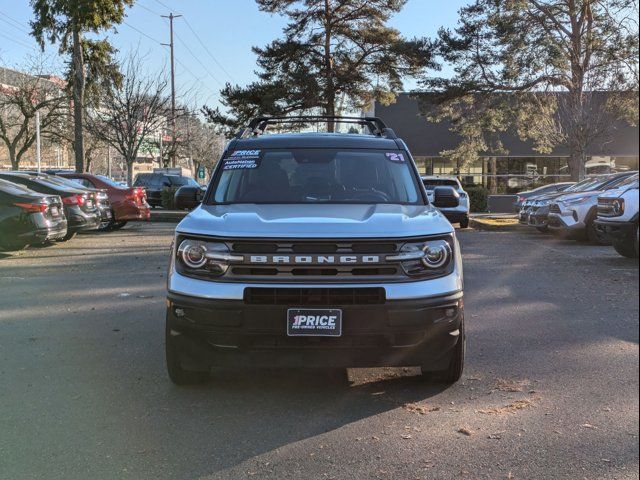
[223,150,262,170]
[385,152,405,162]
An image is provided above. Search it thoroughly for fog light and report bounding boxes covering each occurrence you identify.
[174,308,185,317]
[445,307,456,318]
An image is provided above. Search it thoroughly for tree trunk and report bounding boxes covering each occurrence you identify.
[8,145,18,170]
[487,157,498,194]
[568,146,586,181]
[72,27,86,173]
[126,158,134,187]
[323,0,335,133]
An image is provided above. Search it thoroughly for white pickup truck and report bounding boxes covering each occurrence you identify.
[595,174,639,258]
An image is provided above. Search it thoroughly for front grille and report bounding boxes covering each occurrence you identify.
[226,239,404,282]
[549,204,561,214]
[244,287,386,305]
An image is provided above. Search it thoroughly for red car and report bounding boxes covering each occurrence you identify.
[52,172,150,230]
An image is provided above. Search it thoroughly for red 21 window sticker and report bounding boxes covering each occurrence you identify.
[223,149,262,170]
[385,152,405,162]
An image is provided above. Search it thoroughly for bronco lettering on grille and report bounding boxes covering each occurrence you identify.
[248,255,381,265]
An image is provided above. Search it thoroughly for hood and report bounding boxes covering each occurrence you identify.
[556,190,601,202]
[530,191,572,202]
[599,185,638,199]
[176,203,454,238]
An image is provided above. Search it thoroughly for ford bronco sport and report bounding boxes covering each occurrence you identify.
[166,116,465,385]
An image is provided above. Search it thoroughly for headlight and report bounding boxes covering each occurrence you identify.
[386,237,454,278]
[612,199,625,216]
[175,237,242,277]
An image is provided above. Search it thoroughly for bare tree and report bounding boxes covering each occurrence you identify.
[0,64,70,169]
[88,56,169,185]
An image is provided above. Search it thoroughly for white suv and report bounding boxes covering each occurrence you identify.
[547,172,637,243]
[421,176,469,228]
[595,174,639,258]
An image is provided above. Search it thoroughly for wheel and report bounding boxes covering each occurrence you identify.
[58,231,76,242]
[166,315,209,385]
[586,217,609,245]
[612,226,639,258]
[97,210,116,231]
[422,313,465,384]
[0,242,28,252]
[536,226,548,233]
[459,215,469,229]
[110,221,128,231]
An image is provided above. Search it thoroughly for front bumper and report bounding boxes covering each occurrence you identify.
[167,291,463,370]
[528,207,549,227]
[594,218,637,241]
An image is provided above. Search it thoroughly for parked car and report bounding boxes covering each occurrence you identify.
[595,174,639,258]
[29,173,113,230]
[166,115,465,385]
[0,172,100,241]
[520,174,632,233]
[49,172,150,230]
[547,171,638,243]
[133,173,200,208]
[421,176,469,228]
[0,178,67,251]
[513,182,575,212]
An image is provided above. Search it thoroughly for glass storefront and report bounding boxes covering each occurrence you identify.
[414,156,639,193]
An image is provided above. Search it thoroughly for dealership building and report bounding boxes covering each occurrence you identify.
[374,94,639,192]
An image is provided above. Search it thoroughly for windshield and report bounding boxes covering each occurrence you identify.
[566,176,610,192]
[97,175,124,188]
[422,179,459,190]
[607,173,638,189]
[171,176,199,187]
[209,148,423,204]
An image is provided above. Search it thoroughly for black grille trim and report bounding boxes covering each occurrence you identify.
[244,287,386,305]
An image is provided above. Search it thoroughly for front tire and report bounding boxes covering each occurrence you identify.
[166,317,209,385]
[422,314,465,384]
[612,225,639,258]
[59,231,76,242]
[459,215,469,229]
[110,221,128,231]
[586,217,609,245]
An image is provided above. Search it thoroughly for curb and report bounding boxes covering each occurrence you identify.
[469,217,524,232]
[149,210,187,223]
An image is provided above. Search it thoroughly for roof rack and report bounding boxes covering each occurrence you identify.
[234,115,397,140]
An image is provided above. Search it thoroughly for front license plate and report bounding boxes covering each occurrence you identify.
[287,309,342,337]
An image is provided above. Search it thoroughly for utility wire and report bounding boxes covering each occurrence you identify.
[0,9,30,33]
[0,31,36,50]
[182,17,236,83]
[173,31,223,86]
[122,21,164,44]
[148,0,234,83]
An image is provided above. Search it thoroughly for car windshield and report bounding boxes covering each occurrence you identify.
[97,175,124,188]
[422,179,459,190]
[607,173,638,189]
[209,148,423,204]
[566,176,610,192]
[171,176,199,187]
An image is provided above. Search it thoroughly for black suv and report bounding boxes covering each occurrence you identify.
[133,173,200,208]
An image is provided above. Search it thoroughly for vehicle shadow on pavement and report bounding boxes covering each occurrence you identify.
[144,367,449,477]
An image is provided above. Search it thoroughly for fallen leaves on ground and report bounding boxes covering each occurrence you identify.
[477,398,538,415]
[457,427,474,436]
[493,378,531,393]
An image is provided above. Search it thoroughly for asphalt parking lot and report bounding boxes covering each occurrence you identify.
[0,223,638,480]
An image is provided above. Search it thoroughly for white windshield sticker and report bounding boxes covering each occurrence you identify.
[223,149,262,170]
[385,152,405,162]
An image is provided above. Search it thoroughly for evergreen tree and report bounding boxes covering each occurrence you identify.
[204,0,436,134]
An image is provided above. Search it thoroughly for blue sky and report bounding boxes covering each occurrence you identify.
[0,0,469,111]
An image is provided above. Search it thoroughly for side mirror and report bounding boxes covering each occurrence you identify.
[433,186,460,208]
[174,185,203,210]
